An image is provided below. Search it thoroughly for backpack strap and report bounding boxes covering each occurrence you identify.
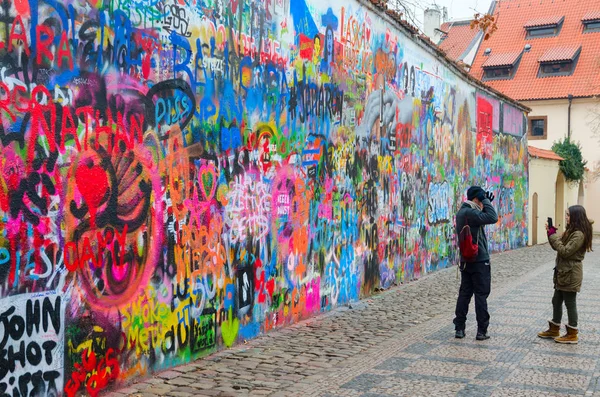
[465,211,482,245]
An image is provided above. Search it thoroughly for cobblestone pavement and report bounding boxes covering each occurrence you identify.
[114,240,600,397]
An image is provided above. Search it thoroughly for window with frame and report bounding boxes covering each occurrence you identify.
[525,18,564,38]
[527,26,558,37]
[540,61,574,74]
[528,116,548,139]
[583,20,600,33]
[484,66,512,79]
[483,67,512,80]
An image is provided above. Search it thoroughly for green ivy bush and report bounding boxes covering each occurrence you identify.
[552,137,587,182]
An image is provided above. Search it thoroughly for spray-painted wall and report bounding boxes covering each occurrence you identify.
[0,0,528,394]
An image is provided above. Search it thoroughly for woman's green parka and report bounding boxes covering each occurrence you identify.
[549,231,585,292]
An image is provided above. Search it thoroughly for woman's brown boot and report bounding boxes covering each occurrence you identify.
[538,320,561,339]
[555,325,578,344]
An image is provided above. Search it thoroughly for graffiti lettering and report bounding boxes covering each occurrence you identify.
[0,293,63,397]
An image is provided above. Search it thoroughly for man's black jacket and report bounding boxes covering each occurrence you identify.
[456,198,498,263]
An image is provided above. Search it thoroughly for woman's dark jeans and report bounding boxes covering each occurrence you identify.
[552,289,578,327]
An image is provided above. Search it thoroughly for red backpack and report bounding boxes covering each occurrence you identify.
[458,222,480,261]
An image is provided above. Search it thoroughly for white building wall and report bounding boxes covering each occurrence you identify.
[528,158,561,245]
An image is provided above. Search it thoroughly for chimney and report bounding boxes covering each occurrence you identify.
[424,7,443,43]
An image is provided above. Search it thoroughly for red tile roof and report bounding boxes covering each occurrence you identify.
[470,0,600,101]
[482,52,521,67]
[524,16,564,28]
[582,11,600,21]
[439,21,479,61]
[528,146,564,161]
[538,46,580,63]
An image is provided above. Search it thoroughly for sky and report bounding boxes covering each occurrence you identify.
[432,0,494,20]
[398,0,494,29]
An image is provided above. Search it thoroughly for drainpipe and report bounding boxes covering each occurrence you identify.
[567,94,573,140]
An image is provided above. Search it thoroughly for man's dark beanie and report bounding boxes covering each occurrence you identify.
[467,186,484,201]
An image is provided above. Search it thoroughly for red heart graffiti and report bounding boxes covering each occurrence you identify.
[76,163,109,228]
[265,279,275,297]
[13,0,30,15]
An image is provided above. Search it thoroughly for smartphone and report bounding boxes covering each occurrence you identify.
[547,217,553,228]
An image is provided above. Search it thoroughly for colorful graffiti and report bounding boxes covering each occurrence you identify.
[0,0,528,394]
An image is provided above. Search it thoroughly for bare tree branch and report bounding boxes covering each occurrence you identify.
[387,0,425,34]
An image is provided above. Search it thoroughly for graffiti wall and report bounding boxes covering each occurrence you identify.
[0,0,528,394]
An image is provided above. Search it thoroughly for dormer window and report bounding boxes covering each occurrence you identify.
[538,46,581,77]
[524,16,564,38]
[541,62,573,74]
[584,21,600,32]
[484,67,511,79]
[582,11,600,33]
[481,52,522,81]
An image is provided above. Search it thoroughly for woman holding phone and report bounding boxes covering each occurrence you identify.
[537,205,593,344]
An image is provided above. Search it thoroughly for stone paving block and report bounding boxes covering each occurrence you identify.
[374,357,413,371]
[389,371,471,384]
[128,393,159,397]
[588,375,600,392]
[488,324,530,336]
[167,389,195,397]
[170,364,200,374]
[491,386,574,396]
[457,383,494,397]
[402,358,483,380]
[156,371,182,380]
[247,390,273,396]
[504,368,591,391]
[468,379,502,388]
[521,363,595,376]
[127,383,158,393]
[425,355,488,366]
[166,378,193,387]
[189,379,216,390]
[116,388,139,394]
[491,349,527,364]
[402,342,437,355]
[499,383,586,396]
[425,328,456,341]
[369,377,466,396]
[476,366,513,382]
[427,344,500,362]
[176,386,205,394]
[144,378,167,385]
[144,385,175,395]
[360,394,397,397]
[185,390,221,396]
[339,374,388,392]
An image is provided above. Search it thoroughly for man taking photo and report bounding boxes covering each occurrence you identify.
[454,186,498,340]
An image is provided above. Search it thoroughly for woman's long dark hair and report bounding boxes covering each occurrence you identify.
[562,205,594,252]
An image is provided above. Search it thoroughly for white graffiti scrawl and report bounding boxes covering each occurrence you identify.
[225,174,273,244]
